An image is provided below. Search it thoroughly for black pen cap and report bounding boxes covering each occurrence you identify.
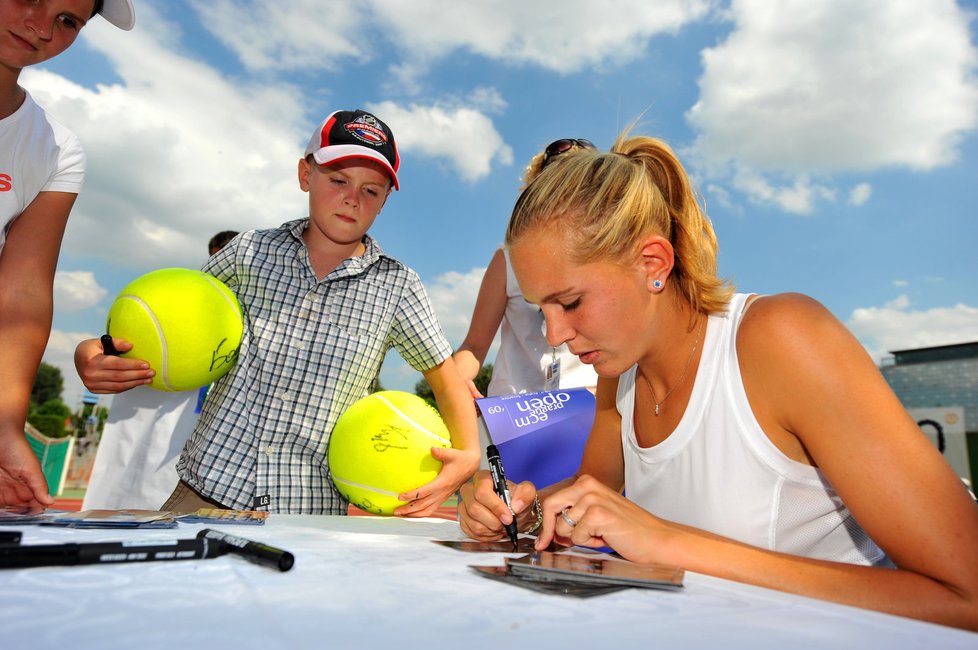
[100,334,120,356]
[197,528,294,572]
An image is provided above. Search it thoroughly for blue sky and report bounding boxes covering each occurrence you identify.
[26,0,978,407]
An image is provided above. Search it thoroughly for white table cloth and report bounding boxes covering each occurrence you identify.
[1,515,974,649]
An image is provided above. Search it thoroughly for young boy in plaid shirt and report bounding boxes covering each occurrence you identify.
[76,109,479,515]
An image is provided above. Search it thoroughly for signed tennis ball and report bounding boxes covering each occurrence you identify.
[328,391,452,515]
[106,268,243,392]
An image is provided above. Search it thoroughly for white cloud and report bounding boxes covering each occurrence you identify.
[54,271,107,311]
[378,265,494,392]
[466,87,509,115]
[27,4,516,280]
[369,101,514,183]
[424,266,490,346]
[372,0,713,74]
[729,168,835,215]
[847,295,978,363]
[195,1,713,76]
[25,0,704,271]
[848,183,872,206]
[193,0,368,72]
[27,6,308,272]
[884,294,911,310]
[687,0,978,212]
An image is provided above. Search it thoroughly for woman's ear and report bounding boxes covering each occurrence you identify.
[637,235,674,293]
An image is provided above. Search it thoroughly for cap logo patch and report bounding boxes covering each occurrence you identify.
[344,114,388,147]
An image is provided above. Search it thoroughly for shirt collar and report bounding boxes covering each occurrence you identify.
[286,218,388,274]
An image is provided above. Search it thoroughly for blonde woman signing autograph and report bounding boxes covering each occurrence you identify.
[457,132,978,630]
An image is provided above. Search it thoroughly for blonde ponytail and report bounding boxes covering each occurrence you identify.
[507,133,733,315]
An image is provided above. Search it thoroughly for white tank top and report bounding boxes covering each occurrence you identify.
[487,247,598,396]
[618,294,890,565]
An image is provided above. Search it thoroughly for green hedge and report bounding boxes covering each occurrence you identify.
[28,414,68,439]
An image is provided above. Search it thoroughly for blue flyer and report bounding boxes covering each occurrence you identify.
[477,388,596,489]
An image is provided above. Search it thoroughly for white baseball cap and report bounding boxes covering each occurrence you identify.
[98,0,135,31]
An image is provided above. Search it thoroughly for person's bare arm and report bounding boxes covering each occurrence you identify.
[453,249,508,398]
[394,357,480,517]
[0,192,76,507]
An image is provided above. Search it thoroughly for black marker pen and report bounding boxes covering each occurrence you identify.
[100,333,120,356]
[0,531,22,546]
[0,537,227,569]
[198,528,294,572]
[486,444,519,549]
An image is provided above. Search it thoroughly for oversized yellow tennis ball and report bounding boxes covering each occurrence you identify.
[328,391,452,515]
[106,268,243,392]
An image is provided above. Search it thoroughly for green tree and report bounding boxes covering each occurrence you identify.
[28,398,72,439]
[31,362,64,405]
[36,399,71,419]
[27,415,68,438]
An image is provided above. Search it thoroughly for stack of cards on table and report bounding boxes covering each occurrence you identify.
[42,510,178,529]
[0,507,59,526]
[0,507,267,529]
[0,508,179,529]
[176,509,268,525]
[471,550,685,598]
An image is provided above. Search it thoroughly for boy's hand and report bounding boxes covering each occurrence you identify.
[74,337,155,394]
[394,446,479,518]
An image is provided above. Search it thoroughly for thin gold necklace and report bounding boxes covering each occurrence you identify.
[641,321,702,416]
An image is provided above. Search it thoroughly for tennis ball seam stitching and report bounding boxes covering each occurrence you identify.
[374,394,450,444]
[330,476,401,498]
[118,293,173,391]
[200,274,242,318]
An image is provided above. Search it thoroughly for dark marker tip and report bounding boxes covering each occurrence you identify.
[100,333,119,356]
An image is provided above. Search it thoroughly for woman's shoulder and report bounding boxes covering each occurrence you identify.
[736,292,847,361]
[740,292,835,330]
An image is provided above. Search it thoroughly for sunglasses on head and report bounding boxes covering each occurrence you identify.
[543,138,597,165]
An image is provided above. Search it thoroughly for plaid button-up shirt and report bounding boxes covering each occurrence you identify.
[177,219,452,513]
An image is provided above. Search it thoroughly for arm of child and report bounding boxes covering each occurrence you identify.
[74,336,155,394]
[0,191,75,508]
[394,357,480,518]
[452,248,508,399]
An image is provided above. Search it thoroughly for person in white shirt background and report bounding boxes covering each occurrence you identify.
[454,138,599,399]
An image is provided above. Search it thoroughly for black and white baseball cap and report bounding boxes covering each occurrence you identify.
[304,110,400,190]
